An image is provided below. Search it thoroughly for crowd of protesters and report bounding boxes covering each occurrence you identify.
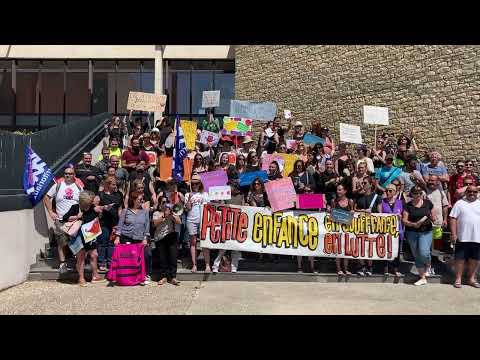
[43,110,480,288]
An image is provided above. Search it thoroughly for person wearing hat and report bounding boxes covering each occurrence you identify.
[375,153,402,194]
[149,127,161,147]
[184,174,211,273]
[320,126,335,156]
[237,135,255,158]
[219,135,234,153]
[287,120,305,141]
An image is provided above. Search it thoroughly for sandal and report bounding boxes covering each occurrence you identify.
[454,282,462,289]
[337,270,345,276]
[78,280,88,287]
[169,278,180,286]
[345,271,352,275]
[205,266,212,273]
[297,267,303,273]
[158,278,167,286]
[91,276,106,283]
[98,266,107,272]
[468,281,480,288]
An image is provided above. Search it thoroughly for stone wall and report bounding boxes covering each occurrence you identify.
[235,45,480,168]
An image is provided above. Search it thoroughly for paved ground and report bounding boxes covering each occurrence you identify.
[1,280,480,315]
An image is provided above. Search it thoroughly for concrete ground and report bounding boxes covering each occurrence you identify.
[1,280,480,315]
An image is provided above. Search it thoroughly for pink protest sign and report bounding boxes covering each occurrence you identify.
[199,170,228,192]
[297,194,325,209]
[261,154,284,171]
[264,177,296,213]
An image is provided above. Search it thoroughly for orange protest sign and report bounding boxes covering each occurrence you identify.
[159,156,173,181]
[183,157,193,182]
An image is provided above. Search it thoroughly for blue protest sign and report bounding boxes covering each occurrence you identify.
[303,133,325,145]
[230,100,277,122]
[239,171,269,187]
[331,208,354,225]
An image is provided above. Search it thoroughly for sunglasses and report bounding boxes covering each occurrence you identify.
[465,183,473,186]
[386,189,395,193]
[191,182,200,186]
[467,191,478,194]
[457,165,465,167]
[466,164,474,167]
[64,173,74,176]
[412,192,422,196]
[254,182,261,186]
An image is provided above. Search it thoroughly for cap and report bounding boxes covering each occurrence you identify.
[151,127,160,133]
[295,121,303,127]
[242,136,254,144]
[191,174,202,182]
[221,135,233,143]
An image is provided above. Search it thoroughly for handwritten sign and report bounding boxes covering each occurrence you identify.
[180,120,197,150]
[199,170,228,192]
[230,100,277,122]
[202,90,221,108]
[286,139,297,151]
[239,171,269,187]
[208,185,232,201]
[331,208,354,225]
[159,156,173,181]
[303,133,325,145]
[297,194,325,209]
[199,130,220,146]
[127,92,166,113]
[339,123,363,144]
[264,178,296,212]
[145,151,158,166]
[221,117,253,137]
[363,105,389,126]
[261,154,284,171]
[284,110,292,119]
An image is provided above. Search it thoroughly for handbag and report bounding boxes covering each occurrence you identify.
[60,220,82,237]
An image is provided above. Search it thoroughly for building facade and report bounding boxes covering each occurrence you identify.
[0,45,235,129]
[235,45,480,166]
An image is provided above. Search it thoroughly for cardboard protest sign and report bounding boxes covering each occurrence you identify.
[339,123,363,144]
[227,152,236,165]
[264,177,296,212]
[199,170,228,192]
[363,105,389,126]
[199,130,220,146]
[180,120,197,150]
[127,92,166,113]
[239,170,269,187]
[202,90,221,108]
[200,204,400,260]
[145,151,158,166]
[230,100,277,122]
[159,156,173,181]
[183,157,193,182]
[303,133,325,145]
[261,154,284,171]
[208,185,232,201]
[280,154,298,177]
[297,194,326,210]
[81,218,102,243]
[221,117,253,136]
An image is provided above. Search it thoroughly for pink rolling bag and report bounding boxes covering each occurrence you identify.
[106,243,146,286]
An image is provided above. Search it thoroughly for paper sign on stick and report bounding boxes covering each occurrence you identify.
[202,91,221,108]
[339,123,363,144]
[286,139,297,151]
[127,92,166,113]
[199,170,228,192]
[221,117,253,137]
[159,156,173,181]
[180,120,197,150]
[199,130,220,146]
[297,194,325,209]
[230,100,277,122]
[264,178,296,212]
[363,105,389,126]
[208,185,232,201]
[331,208,354,225]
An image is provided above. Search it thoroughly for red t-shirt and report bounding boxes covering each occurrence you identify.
[121,149,149,167]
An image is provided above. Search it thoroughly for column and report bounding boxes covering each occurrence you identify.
[154,45,164,124]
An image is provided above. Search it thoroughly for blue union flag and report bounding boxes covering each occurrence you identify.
[172,116,188,181]
[23,146,54,206]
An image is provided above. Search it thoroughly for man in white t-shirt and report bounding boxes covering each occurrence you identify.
[43,167,83,274]
[449,185,480,288]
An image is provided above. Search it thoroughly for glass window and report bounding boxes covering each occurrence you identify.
[143,60,154,71]
[192,60,214,70]
[192,71,213,115]
[169,71,190,115]
[16,61,40,127]
[0,60,13,126]
[117,61,141,72]
[93,61,115,115]
[117,72,141,114]
[214,72,235,115]
[40,61,64,127]
[141,72,154,93]
[66,60,89,122]
[168,61,190,71]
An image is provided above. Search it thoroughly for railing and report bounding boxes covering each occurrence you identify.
[0,113,112,211]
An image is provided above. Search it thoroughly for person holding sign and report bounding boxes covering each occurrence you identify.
[246,151,261,172]
[63,191,106,287]
[246,178,270,208]
[267,161,283,181]
[356,145,375,174]
[289,160,315,194]
[200,112,220,133]
[320,127,335,156]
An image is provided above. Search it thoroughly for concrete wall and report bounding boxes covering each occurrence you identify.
[0,203,50,291]
[235,45,480,167]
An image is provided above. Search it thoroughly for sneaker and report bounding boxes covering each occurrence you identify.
[231,268,237,273]
[143,275,151,285]
[357,267,366,277]
[365,268,373,276]
[59,262,68,274]
[212,266,219,273]
[427,267,435,276]
[414,278,428,286]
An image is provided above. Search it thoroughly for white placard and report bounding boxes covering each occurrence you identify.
[339,123,363,144]
[202,91,221,108]
[284,110,292,119]
[208,185,232,201]
[363,105,389,126]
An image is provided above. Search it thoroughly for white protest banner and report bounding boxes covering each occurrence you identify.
[363,105,389,126]
[199,204,400,260]
[208,185,232,201]
[202,90,221,108]
[230,100,277,122]
[127,92,167,113]
[199,130,220,146]
[339,123,363,144]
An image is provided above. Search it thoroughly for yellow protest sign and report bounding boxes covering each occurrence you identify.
[280,154,298,177]
[180,120,197,151]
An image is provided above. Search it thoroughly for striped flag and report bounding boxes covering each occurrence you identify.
[172,115,188,181]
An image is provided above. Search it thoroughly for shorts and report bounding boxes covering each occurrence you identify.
[53,220,69,247]
[186,222,200,236]
[454,242,480,261]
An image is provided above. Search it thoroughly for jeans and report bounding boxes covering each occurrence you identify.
[406,230,433,269]
[97,226,114,267]
[119,235,152,277]
[157,232,178,280]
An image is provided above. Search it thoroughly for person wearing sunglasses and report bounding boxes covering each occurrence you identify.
[449,185,480,288]
[43,166,84,274]
[185,175,210,273]
[454,176,478,202]
[402,186,436,286]
[449,160,467,207]
[420,151,449,188]
[375,154,402,194]
[352,162,369,200]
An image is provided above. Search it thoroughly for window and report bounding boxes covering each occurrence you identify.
[169,71,190,115]
[192,71,213,115]
[40,61,64,127]
[93,60,115,115]
[66,60,89,123]
[0,60,13,126]
[16,60,40,127]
